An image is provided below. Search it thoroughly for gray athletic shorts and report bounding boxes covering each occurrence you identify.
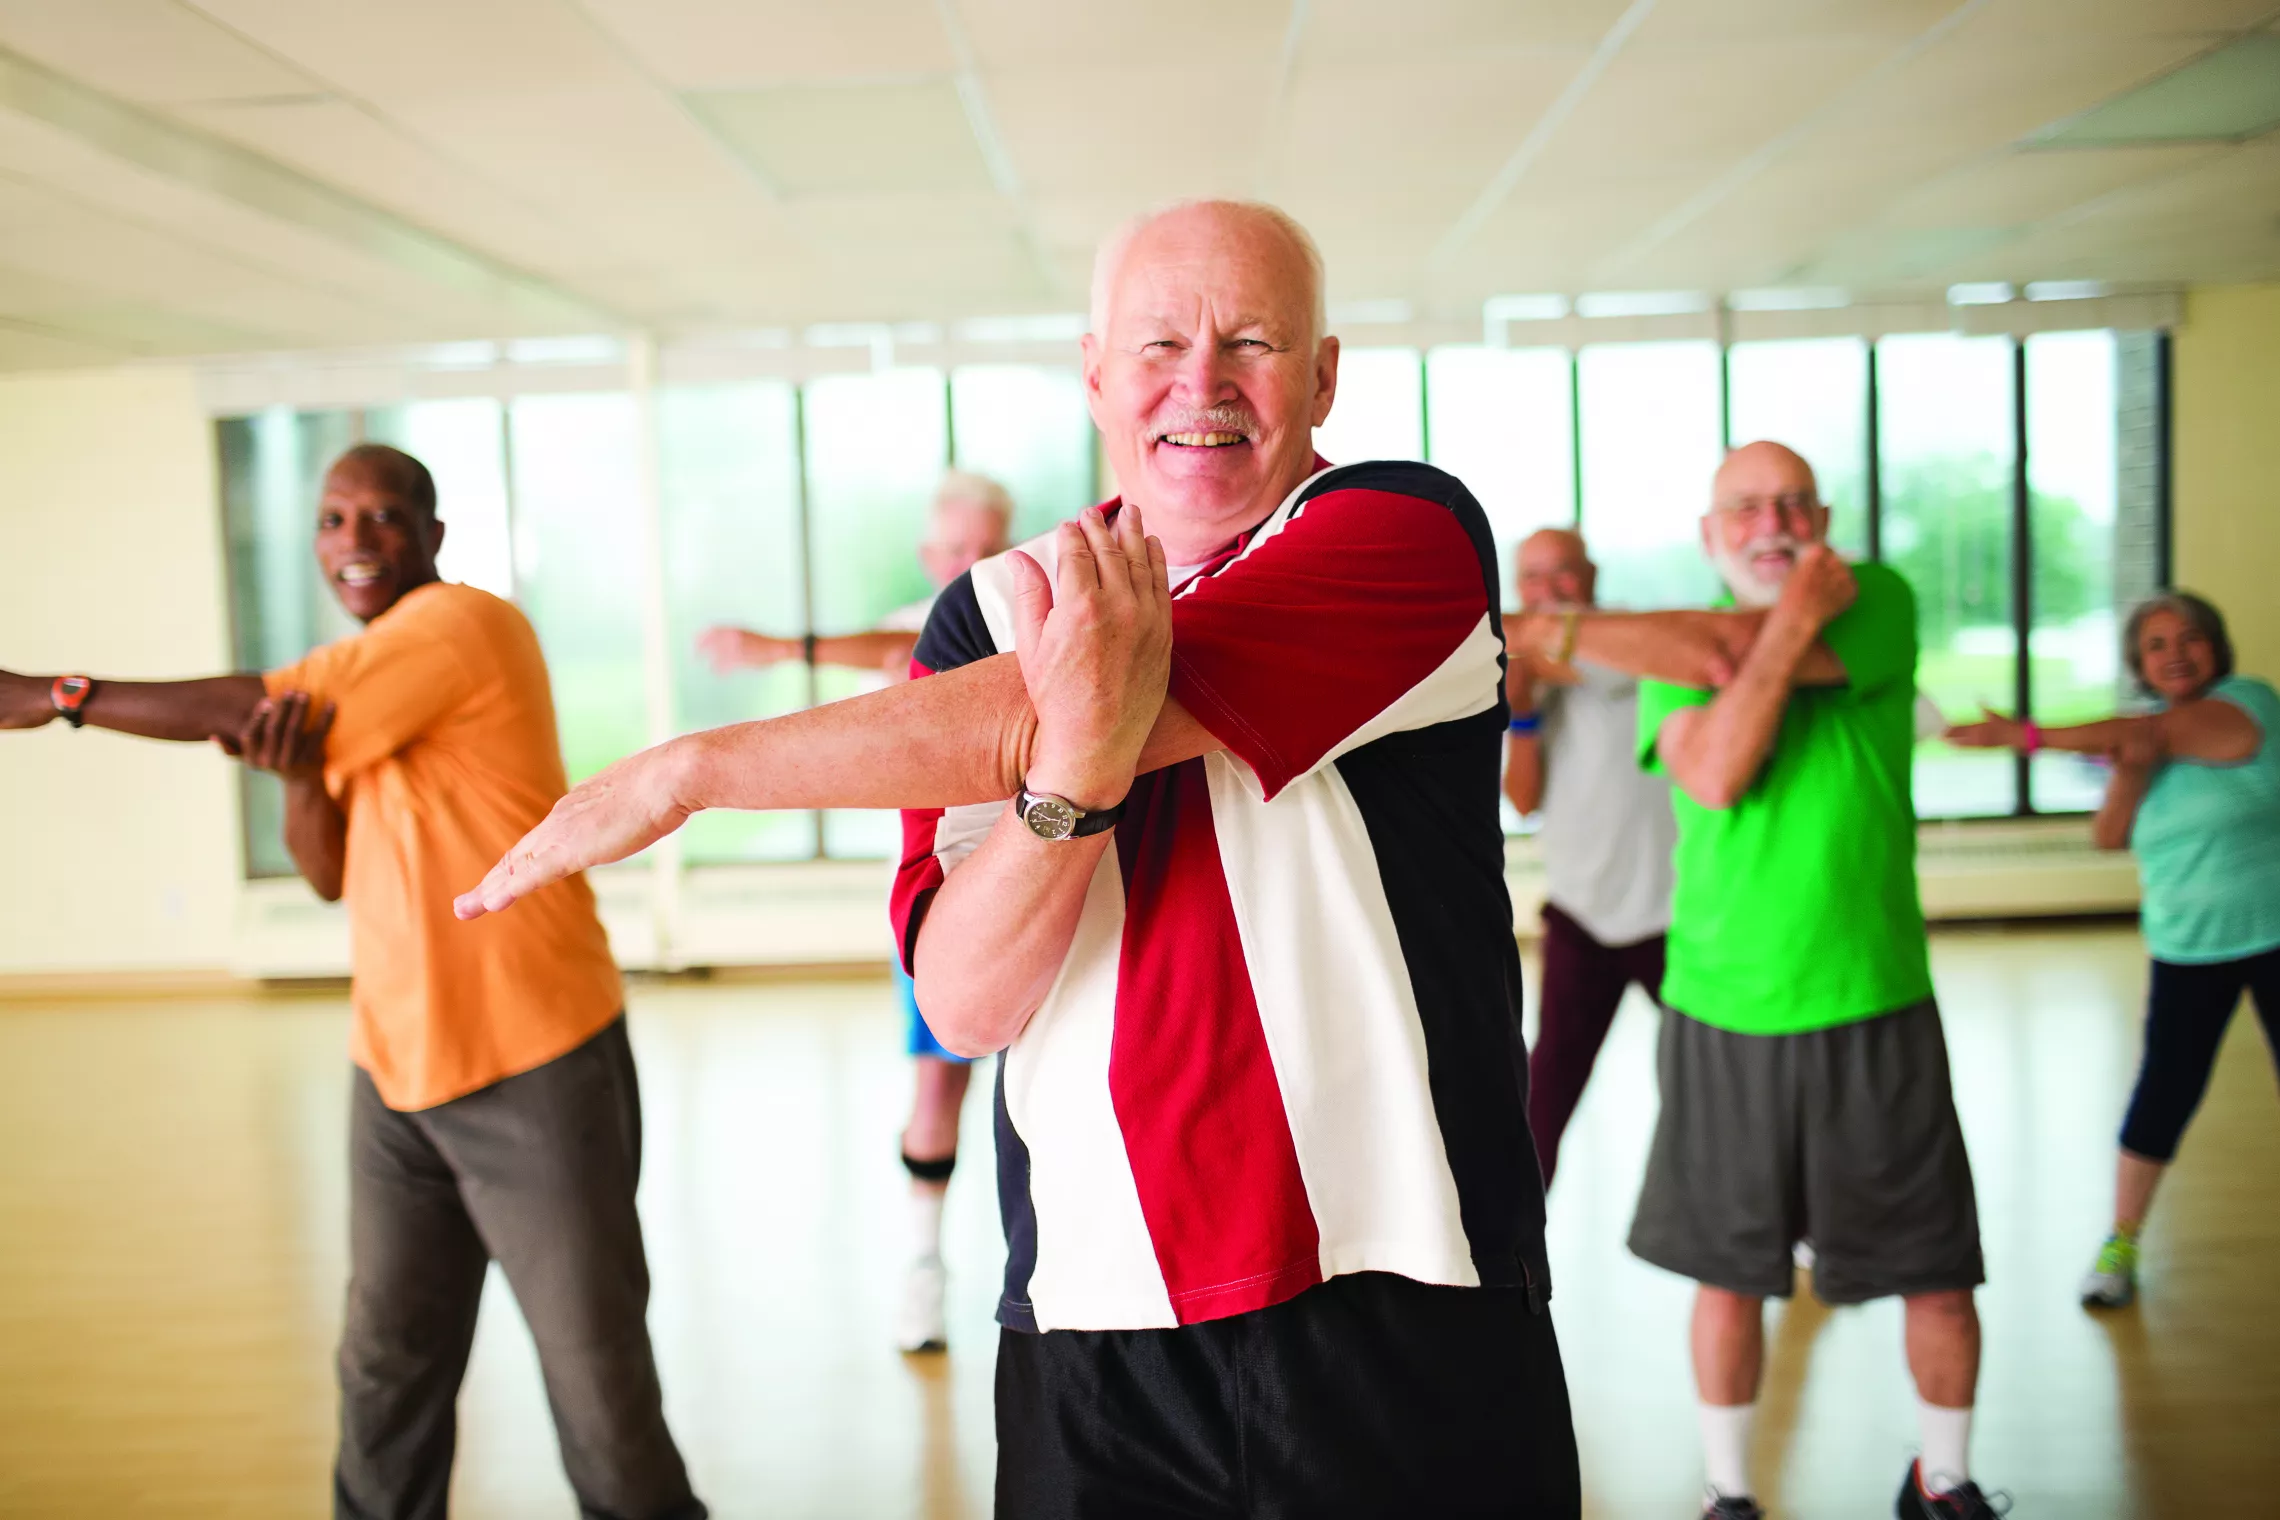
[1627,998,1984,1304]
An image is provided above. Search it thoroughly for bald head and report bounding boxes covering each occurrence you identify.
[1515,527,1594,610]
[1090,199,1326,349]
[1712,441,1818,506]
[1702,440,1827,606]
[330,443,437,522]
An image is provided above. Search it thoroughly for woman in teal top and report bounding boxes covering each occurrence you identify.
[1948,591,2276,1309]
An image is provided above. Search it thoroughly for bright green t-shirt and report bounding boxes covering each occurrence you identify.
[1636,561,1932,1035]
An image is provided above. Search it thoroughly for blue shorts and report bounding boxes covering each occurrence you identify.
[898,962,971,1063]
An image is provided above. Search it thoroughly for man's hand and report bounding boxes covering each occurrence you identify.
[0,669,56,730]
[1772,544,1856,636]
[1942,707,2024,750]
[219,691,334,781]
[1006,503,1171,808]
[454,742,696,920]
[697,626,794,675]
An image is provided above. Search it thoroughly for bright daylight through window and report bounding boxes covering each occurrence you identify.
[217,322,2169,874]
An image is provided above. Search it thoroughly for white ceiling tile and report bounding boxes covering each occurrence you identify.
[959,0,1289,70]
[690,79,997,197]
[1301,0,1635,54]
[581,0,954,89]
[0,0,313,103]
[989,61,1273,199]
[188,0,628,103]
[172,96,619,276]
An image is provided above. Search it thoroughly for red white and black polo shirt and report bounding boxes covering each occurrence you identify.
[891,460,1548,1334]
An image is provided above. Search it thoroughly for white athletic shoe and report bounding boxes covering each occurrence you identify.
[898,1254,948,1353]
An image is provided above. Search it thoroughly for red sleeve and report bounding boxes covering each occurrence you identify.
[1167,486,1497,799]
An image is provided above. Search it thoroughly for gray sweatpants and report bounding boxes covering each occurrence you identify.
[334,1016,704,1520]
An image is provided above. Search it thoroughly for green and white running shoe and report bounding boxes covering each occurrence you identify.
[2080,1232,2138,1309]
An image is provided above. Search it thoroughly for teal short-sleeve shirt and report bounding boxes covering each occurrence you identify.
[2131,674,2280,964]
[1636,561,1932,1034]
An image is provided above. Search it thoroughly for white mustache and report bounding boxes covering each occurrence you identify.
[1153,405,1256,438]
[1739,534,1801,558]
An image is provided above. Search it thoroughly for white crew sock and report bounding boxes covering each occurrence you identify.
[1917,1401,1973,1493]
[1697,1402,1756,1500]
[908,1182,947,1262]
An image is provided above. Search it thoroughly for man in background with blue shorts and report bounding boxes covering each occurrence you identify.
[699,471,1013,1351]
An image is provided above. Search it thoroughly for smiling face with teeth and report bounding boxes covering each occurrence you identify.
[1700,440,1829,608]
[1083,201,1339,562]
[314,446,447,624]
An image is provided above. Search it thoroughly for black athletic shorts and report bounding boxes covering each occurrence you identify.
[994,1271,1580,1519]
[1627,999,1984,1304]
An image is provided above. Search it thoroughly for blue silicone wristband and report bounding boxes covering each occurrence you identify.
[1508,711,1541,736]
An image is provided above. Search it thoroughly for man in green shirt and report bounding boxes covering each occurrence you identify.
[1511,442,1994,1520]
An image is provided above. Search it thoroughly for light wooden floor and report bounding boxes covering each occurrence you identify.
[1,924,2274,1519]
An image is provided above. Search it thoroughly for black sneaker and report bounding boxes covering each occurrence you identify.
[1895,1460,2011,1518]
[1703,1495,1765,1520]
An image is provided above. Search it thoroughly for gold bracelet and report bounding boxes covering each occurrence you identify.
[1555,609,1580,665]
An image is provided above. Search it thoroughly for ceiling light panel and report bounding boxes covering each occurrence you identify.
[2030,35,2280,147]
[690,78,996,197]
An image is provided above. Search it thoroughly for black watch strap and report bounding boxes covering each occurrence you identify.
[1016,787,1127,841]
[1066,800,1125,837]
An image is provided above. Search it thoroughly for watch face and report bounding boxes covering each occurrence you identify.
[1021,794,1079,841]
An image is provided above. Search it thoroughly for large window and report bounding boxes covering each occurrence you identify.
[805,369,951,860]
[1726,339,1869,557]
[216,325,2170,881]
[217,364,1097,876]
[1577,342,1724,609]
[1425,346,1574,606]
[2025,331,2125,814]
[659,381,812,864]
[1880,334,2021,818]
[1313,346,1425,466]
[951,365,1096,538]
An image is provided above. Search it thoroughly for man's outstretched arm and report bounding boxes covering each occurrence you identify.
[456,518,1221,923]
[1653,547,1857,810]
[1509,606,1845,690]
[0,668,265,742]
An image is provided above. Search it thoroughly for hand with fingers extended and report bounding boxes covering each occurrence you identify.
[453,742,694,921]
[1942,706,2024,751]
[218,690,335,781]
[1006,503,1173,809]
[696,625,795,675]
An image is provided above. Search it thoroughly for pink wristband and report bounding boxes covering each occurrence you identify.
[2020,720,2042,755]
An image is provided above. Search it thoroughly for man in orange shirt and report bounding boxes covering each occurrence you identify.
[0,444,703,1520]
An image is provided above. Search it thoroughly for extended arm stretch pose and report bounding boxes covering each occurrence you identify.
[1947,591,2279,1310]
[693,470,1021,1354]
[2,444,705,1519]
[1500,529,1676,1188]
[467,200,1584,1517]
[1513,442,2002,1520]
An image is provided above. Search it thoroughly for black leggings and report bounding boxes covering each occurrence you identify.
[2119,946,2280,1163]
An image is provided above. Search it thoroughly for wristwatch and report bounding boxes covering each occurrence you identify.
[50,675,94,729]
[1014,785,1126,841]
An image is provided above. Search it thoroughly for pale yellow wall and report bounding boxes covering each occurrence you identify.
[0,367,242,975]
[2172,284,2280,682]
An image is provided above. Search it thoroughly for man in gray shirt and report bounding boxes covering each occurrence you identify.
[1505,528,1677,1185]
